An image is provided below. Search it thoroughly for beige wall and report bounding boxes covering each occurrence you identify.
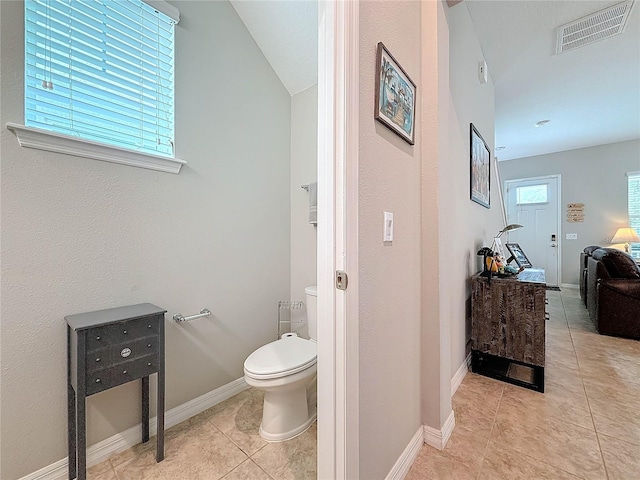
[499,140,640,285]
[0,1,291,478]
[290,84,318,336]
[358,2,423,478]
[443,1,502,382]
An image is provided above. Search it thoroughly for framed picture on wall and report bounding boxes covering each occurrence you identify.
[470,123,490,208]
[374,42,416,145]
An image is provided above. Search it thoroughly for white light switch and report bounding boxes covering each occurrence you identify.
[566,233,578,240]
[384,212,394,242]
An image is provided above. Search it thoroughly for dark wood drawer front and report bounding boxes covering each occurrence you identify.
[86,336,158,374]
[86,354,159,396]
[86,316,160,351]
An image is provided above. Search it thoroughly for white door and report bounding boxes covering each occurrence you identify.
[505,175,561,286]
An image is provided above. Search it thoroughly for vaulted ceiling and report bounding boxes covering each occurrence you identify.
[229,1,639,161]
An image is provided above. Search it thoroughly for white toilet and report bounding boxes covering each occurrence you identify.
[244,286,318,441]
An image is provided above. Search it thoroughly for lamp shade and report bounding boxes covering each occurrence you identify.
[496,223,523,237]
[611,227,640,244]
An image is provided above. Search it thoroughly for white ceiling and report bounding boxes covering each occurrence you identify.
[229,0,639,160]
[465,0,640,161]
[229,0,317,96]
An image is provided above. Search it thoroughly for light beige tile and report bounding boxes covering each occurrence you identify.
[221,459,272,480]
[188,388,255,426]
[490,405,606,479]
[589,398,640,446]
[436,425,489,471]
[113,420,248,480]
[582,375,640,410]
[251,423,316,480]
[405,447,478,480]
[88,463,118,480]
[88,459,115,476]
[479,443,583,479]
[599,434,640,480]
[209,390,268,456]
[451,373,504,435]
[501,382,593,430]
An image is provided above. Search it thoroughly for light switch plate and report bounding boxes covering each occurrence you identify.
[566,233,578,240]
[384,212,393,242]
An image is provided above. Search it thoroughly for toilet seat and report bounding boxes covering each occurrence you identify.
[244,336,317,380]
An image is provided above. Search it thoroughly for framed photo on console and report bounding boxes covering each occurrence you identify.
[505,242,533,268]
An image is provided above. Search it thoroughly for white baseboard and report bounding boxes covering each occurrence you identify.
[451,353,471,396]
[561,283,579,289]
[19,378,249,480]
[423,410,455,451]
[385,426,424,480]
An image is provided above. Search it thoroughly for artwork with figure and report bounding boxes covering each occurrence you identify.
[470,123,490,208]
[374,43,416,144]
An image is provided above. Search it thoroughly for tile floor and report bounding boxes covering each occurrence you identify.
[88,387,316,479]
[90,287,639,480]
[406,287,640,480]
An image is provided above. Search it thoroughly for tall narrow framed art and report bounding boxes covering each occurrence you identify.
[470,123,490,208]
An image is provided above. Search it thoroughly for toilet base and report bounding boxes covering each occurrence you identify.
[258,377,317,442]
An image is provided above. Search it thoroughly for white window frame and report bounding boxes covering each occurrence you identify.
[7,0,185,174]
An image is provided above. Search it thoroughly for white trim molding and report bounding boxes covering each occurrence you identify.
[384,427,424,480]
[423,410,456,451]
[6,123,186,174]
[18,378,249,480]
[317,0,360,479]
[451,353,472,396]
[561,283,579,289]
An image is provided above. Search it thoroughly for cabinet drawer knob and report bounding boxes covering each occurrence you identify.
[95,378,101,383]
[96,336,101,341]
[123,330,128,334]
[147,324,152,329]
[147,344,152,348]
[123,370,127,374]
[147,362,152,366]
[95,358,101,363]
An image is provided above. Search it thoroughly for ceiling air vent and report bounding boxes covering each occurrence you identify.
[556,0,635,54]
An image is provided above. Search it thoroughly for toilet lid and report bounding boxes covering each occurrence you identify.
[244,336,317,379]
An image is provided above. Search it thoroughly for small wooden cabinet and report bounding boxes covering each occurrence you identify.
[471,270,546,391]
[66,304,166,480]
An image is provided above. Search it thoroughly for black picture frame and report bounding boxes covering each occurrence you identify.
[505,242,533,268]
[374,42,417,145]
[470,123,490,208]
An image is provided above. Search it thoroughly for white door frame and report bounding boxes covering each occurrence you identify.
[504,174,562,286]
[317,1,359,479]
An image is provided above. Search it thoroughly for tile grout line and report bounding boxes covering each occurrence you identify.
[560,291,611,480]
[474,382,505,480]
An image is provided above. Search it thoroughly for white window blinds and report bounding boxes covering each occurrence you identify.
[25,0,177,158]
[628,172,640,258]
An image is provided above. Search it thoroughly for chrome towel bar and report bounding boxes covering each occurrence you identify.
[173,308,211,323]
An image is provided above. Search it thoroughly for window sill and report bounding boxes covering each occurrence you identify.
[6,123,186,174]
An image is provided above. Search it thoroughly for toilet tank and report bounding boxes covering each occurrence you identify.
[305,286,317,340]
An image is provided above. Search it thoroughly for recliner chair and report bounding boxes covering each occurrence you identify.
[580,245,601,307]
[587,248,640,339]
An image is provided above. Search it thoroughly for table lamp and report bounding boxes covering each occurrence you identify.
[611,227,640,253]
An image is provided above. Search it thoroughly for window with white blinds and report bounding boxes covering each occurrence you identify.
[25,0,177,158]
[628,172,640,259]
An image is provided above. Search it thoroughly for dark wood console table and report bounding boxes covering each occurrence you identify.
[66,303,166,479]
[471,269,546,392]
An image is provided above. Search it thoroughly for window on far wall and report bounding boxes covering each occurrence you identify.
[628,172,640,259]
[25,0,177,157]
[516,184,548,204]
